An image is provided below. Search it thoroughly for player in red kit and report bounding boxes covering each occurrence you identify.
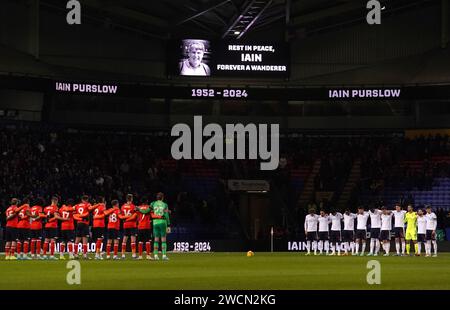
[119,194,138,259]
[16,198,32,260]
[104,200,121,260]
[43,196,60,260]
[73,195,91,259]
[56,199,76,260]
[30,198,45,259]
[4,198,20,260]
[136,197,153,260]
[90,197,107,260]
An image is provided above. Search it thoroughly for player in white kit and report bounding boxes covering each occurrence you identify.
[416,208,427,256]
[329,210,343,256]
[343,210,357,255]
[425,206,438,257]
[304,209,319,255]
[392,204,407,256]
[380,207,393,256]
[317,210,331,255]
[368,207,382,256]
[355,207,369,256]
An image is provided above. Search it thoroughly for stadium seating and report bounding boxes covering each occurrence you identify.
[1,123,450,234]
[379,178,450,210]
[361,154,450,211]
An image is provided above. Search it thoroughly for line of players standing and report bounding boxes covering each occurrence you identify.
[3,192,171,261]
[304,204,438,257]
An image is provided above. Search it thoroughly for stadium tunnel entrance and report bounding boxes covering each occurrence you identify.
[237,191,273,241]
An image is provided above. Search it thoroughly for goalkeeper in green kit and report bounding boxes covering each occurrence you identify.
[151,192,171,260]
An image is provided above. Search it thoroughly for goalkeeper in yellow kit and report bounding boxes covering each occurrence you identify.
[404,205,419,256]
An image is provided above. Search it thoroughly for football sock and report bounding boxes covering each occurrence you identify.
[36,239,41,255]
[83,243,87,255]
[50,240,55,256]
[369,239,375,254]
[17,241,22,255]
[30,239,36,255]
[432,241,437,254]
[138,242,143,256]
[146,242,151,255]
[153,241,159,255]
[43,241,49,256]
[96,239,102,254]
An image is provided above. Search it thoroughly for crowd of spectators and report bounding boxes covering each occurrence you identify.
[358,135,450,197]
[1,122,450,240]
[0,124,168,205]
[0,123,232,233]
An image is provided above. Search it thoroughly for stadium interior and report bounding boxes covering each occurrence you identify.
[1,0,450,248]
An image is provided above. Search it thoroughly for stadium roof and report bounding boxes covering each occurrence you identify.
[0,0,445,86]
[39,0,433,40]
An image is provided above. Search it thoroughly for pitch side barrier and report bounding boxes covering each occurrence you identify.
[1,238,450,253]
[174,239,450,253]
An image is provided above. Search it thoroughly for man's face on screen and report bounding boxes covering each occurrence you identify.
[188,46,204,68]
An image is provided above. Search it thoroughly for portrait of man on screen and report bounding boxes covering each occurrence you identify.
[179,39,211,76]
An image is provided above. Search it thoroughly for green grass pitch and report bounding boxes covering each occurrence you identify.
[1,253,449,290]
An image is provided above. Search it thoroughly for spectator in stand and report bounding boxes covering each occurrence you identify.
[2,124,450,239]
